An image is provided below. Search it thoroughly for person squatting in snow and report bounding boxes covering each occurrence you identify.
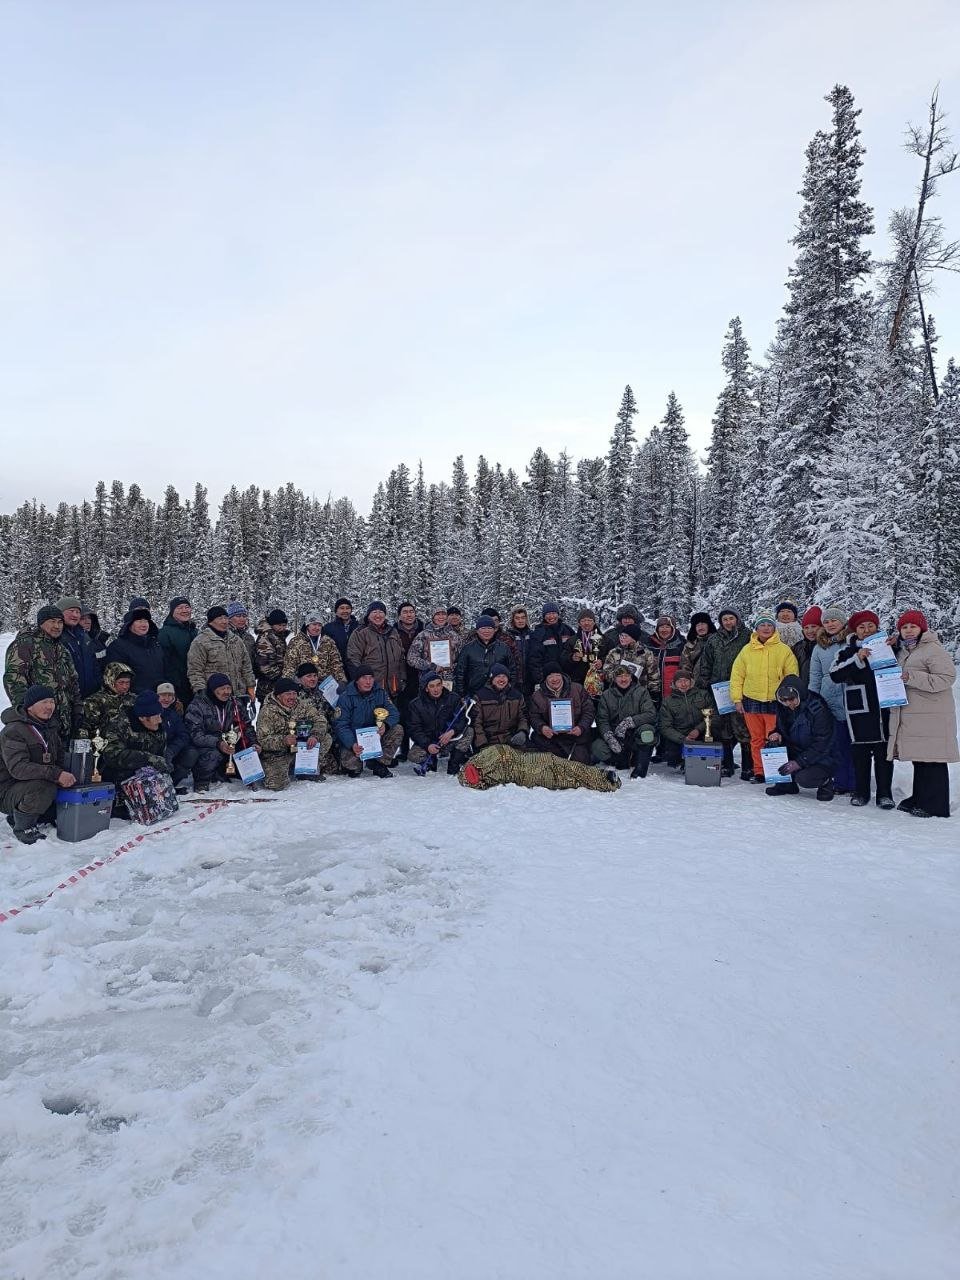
[1,596,957,843]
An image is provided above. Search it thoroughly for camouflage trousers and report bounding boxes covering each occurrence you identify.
[260,751,332,791]
[338,724,404,775]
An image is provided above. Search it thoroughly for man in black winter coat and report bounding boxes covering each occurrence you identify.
[527,601,575,689]
[765,675,835,801]
[453,617,514,699]
[105,608,166,694]
[57,596,103,697]
[406,670,470,774]
[322,598,360,664]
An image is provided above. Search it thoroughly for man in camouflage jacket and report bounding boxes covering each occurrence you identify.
[283,613,347,685]
[257,679,332,790]
[3,605,81,743]
[80,662,135,736]
[253,609,290,701]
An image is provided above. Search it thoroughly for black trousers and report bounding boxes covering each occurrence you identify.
[905,761,951,818]
[851,742,893,801]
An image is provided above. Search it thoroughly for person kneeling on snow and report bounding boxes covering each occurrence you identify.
[765,676,835,801]
[333,665,403,778]
[184,674,259,792]
[658,667,713,769]
[406,668,471,774]
[592,665,657,778]
[257,678,332,790]
[0,685,75,844]
[157,682,197,790]
[472,664,529,753]
[529,663,594,763]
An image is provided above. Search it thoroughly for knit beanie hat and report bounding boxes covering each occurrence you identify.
[619,623,643,641]
[542,600,561,616]
[430,604,448,620]
[168,596,191,611]
[446,605,463,617]
[577,608,597,624]
[352,664,375,681]
[23,684,55,710]
[206,606,228,623]
[304,610,324,626]
[896,609,928,633]
[847,610,880,633]
[127,608,151,624]
[266,609,288,625]
[753,610,777,629]
[366,600,388,617]
[273,677,300,697]
[156,682,175,696]
[821,605,846,626]
[801,606,823,628]
[480,604,501,620]
[717,606,742,624]
[489,663,510,679]
[420,668,444,691]
[133,691,163,718]
[226,601,248,618]
[80,602,96,617]
[333,597,353,611]
[610,664,634,680]
[37,604,64,625]
[543,661,564,678]
[56,596,82,613]
[129,597,151,612]
[295,663,319,678]
[775,600,799,620]
[476,614,496,629]
[673,666,695,685]
[206,673,232,695]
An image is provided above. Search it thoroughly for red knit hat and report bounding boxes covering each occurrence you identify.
[801,606,822,628]
[847,610,880,633]
[896,609,928,633]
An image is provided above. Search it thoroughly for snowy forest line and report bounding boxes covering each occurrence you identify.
[2,84,959,635]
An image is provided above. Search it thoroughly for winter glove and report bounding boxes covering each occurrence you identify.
[638,726,656,746]
[778,760,801,776]
[147,755,167,772]
[603,731,621,753]
[509,732,528,747]
[616,716,636,733]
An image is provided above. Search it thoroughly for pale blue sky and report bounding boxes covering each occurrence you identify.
[2,0,959,511]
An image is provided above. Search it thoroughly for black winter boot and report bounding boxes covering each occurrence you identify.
[721,741,736,777]
[446,750,466,776]
[630,747,652,780]
[816,783,835,802]
[12,810,45,844]
[765,781,799,797]
[367,759,393,779]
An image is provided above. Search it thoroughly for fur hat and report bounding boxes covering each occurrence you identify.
[615,602,642,623]
[775,600,799,620]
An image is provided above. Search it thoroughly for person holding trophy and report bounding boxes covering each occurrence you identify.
[256,678,332,791]
[332,664,402,778]
[184,673,259,792]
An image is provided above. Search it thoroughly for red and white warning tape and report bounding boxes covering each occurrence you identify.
[0,799,226,925]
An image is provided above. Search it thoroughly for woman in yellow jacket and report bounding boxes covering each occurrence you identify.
[729,612,800,780]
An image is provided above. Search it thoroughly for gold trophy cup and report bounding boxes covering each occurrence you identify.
[222,724,241,774]
[373,707,390,732]
[703,708,714,743]
[288,718,298,753]
[91,730,105,783]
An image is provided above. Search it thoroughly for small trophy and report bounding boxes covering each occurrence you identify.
[703,708,714,743]
[288,717,298,753]
[222,724,240,774]
[373,707,390,733]
[91,730,105,783]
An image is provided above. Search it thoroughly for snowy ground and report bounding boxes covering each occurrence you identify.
[1,644,958,1279]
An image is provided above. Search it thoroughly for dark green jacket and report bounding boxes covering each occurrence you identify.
[696,623,750,689]
[659,687,713,744]
[595,680,657,738]
[158,615,198,705]
[101,708,168,781]
[3,627,81,743]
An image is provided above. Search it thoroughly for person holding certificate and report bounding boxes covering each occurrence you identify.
[885,611,958,818]
[828,610,895,809]
[406,605,461,685]
[332,664,402,778]
[763,676,835,801]
[528,663,594,762]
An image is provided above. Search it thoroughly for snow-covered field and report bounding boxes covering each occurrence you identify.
[1,643,958,1280]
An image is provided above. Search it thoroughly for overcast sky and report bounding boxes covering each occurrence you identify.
[2,0,959,515]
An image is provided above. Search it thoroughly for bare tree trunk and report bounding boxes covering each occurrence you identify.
[914,267,939,402]
[889,93,939,353]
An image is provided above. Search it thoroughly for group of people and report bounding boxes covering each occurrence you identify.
[1,593,956,844]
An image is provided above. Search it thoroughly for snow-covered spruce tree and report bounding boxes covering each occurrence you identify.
[572,457,606,611]
[702,317,756,595]
[772,85,874,597]
[626,426,663,615]
[654,393,699,619]
[915,358,960,635]
[601,385,637,603]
